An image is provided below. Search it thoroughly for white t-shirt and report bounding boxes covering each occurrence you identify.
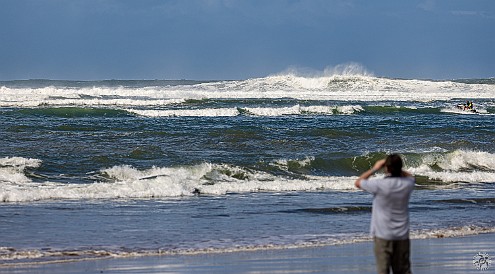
[360,176,415,240]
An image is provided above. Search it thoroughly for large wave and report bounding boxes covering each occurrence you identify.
[1,149,494,203]
[1,72,494,109]
[0,157,356,203]
[408,150,495,184]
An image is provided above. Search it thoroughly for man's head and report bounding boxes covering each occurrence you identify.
[385,154,403,177]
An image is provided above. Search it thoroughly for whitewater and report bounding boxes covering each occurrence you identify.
[0,73,494,265]
[1,75,495,108]
[1,149,495,203]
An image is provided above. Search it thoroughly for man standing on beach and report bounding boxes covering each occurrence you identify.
[355,154,415,274]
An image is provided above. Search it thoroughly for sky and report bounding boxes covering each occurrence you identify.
[0,0,494,80]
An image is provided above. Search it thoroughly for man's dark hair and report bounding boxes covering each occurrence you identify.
[386,154,403,177]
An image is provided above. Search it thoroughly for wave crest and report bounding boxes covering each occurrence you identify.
[409,150,495,183]
[126,105,364,117]
[1,72,495,108]
[0,157,42,185]
[0,161,356,203]
[1,149,493,202]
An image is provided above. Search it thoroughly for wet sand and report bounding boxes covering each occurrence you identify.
[3,233,494,273]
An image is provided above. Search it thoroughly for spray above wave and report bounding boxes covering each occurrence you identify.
[188,73,495,102]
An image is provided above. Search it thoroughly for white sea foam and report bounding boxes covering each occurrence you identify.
[1,225,493,265]
[0,161,356,203]
[126,105,364,117]
[410,226,495,239]
[126,108,240,117]
[2,150,494,202]
[335,105,365,114]
[180,75,495,102]
[0,157,42,184]
[440,106,490,115]
[272,156,315,171]
[244,105,303,116]
[410,150,495,183]
[417,170,495,184]
[103,163,356,195]
[1,75,494,109]
[0,157,42,169]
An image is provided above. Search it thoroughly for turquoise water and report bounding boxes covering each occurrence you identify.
[0,75,494,265]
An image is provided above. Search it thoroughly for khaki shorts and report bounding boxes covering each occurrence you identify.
[373,237,412,274]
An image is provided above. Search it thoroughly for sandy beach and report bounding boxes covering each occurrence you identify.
[3,233,493,274]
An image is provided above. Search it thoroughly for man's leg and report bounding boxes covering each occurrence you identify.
[374,237,393,274]
[391,238,412,274]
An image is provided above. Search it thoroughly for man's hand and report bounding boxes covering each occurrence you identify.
[355,158,386,189]
[373,159,386,172]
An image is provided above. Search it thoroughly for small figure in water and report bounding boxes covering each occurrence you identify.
[467,101,474,110]
[459,100,475,112]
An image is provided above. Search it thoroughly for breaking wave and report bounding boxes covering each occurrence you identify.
[3,104,492,118]
[0,157,355,203]
[1,71,494,109]
[125,105,364,117]
[0,157,42,184]
[1,149,494,203]
[407,150,495,184]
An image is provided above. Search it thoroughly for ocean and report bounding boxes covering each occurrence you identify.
[0,74,494,266]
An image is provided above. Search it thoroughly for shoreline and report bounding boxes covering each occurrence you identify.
[3,226,495,268]
[3,233,494,273]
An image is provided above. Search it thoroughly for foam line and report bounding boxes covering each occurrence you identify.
[1,225,493,264]
[126,105,364,117]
